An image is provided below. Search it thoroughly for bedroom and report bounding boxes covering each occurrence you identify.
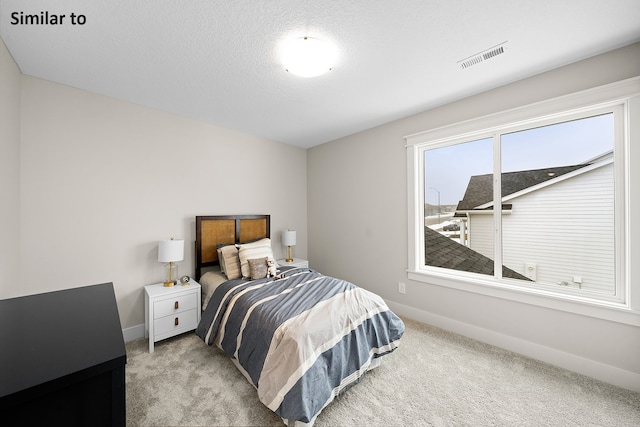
[1,1,639,425]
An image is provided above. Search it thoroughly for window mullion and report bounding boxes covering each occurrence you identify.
[493,133,503,279]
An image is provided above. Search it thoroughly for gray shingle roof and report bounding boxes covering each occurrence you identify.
[424,226,530,280]
[456,164,586,211]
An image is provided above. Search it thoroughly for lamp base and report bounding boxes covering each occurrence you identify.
[163,262,178,287]
[285,245,294,263]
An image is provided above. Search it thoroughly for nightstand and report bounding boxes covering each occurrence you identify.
[144,281,201,353]
[277,258,309,268]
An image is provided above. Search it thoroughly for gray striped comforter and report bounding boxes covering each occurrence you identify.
[195,267,405,425]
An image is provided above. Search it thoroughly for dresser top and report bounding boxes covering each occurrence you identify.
[0,283,126,402]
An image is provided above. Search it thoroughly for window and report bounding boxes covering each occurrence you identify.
[406,79,640,324]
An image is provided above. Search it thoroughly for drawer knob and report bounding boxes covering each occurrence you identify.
[174,301,179,310]
[174,317,179,326]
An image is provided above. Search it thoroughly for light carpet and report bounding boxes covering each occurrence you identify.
[125,317,640,426]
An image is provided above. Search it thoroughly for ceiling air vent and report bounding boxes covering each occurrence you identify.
[458,42,508,69]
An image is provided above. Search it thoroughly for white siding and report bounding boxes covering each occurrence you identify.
[468,214,494,260]
[470,164,615,293]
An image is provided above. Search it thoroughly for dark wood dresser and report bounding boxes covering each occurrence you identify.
[0,282,126,426]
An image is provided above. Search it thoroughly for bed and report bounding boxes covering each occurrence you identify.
[194,215,405,426]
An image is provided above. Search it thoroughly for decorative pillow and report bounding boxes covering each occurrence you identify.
[248,257,268,280]
[215,242,241,275]
[216,248,226,274]
[218,244,242,280]
[237,238,278,278]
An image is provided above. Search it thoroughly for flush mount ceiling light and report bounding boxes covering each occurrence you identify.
[281,36,337,78]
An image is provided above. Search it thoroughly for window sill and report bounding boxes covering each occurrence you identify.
[408,269,640,327]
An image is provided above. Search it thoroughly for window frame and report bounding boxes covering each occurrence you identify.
[405,77,640,326]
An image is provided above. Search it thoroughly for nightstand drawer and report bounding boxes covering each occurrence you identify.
[154,308,198,336]
[153,293,197,319]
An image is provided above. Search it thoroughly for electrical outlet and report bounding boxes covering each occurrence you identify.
[398,282,406,294]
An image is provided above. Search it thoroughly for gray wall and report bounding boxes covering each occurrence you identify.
[308,42,640,391]
[0,39,21,299]
[2,43,308,330]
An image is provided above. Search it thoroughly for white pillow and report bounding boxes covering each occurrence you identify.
[237,238,278,278]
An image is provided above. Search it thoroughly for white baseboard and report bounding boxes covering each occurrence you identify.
[386,300,640,393]
[122,323,145,343]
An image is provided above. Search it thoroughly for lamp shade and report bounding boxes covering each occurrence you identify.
[282,230,296,247]
[158,238,184,263]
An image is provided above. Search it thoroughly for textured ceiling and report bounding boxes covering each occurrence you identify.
[1,0,639,148]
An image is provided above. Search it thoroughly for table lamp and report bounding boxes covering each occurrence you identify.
[158,238,184,287]
[282,230,296,263]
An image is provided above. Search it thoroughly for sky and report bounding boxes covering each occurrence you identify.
[424,113,614,206]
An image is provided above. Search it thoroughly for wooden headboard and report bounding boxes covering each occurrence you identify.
[195,215,270,280]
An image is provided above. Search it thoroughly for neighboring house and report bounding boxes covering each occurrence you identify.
[452,152,615,293]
